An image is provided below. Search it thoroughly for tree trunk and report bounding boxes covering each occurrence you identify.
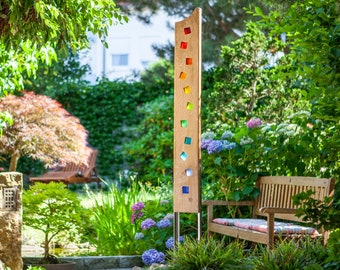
[9,152,20,171]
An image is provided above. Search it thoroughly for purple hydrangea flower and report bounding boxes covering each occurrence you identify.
[131,202,145,212]
[246,118,263,128]
[201,138,213,150]
[156,218,172,229]
[142,249,165,265]
[222,141,236,150]
[221,130,234,139]
[134,232,144,240]
[207,140,223,154]
[165,236,184,249]
[164,213,174,220]
[141,218,157,230]
[130,211,143,224]
[201,131,215,139]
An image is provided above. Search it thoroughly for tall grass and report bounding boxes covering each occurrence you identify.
[86,181,159,255]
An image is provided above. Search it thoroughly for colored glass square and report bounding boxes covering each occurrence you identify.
[186,58,193,65]
[183,86,191,94]
[180,42,188,49]
[185,168,193,176]
[181,120,188,127]
[187,102,194,110]
[180,152,188,160]
[184,27,191,35]
[179,72,187,80]
[182,186,189,194]
[184,137,192,145]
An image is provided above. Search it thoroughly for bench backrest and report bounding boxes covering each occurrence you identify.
[60,148,98,178]
[253,176,334,222]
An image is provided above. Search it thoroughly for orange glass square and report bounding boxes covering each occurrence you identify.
[179,72,187,79]
[186,58,193,65]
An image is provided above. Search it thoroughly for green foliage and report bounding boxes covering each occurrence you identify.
[24,49,90,96]
[166,236,250,270]
[202,112,339,202]
[43,79,143,180]
[253,239,328,270]
[27,267,46,270]
[251,0,340,123]
[0,42,57,95]
[123,95,174,185]
[132,199,173,253]
[292,190,340,231]
[207,21,308,126]
[0,111,12,136]
[22,182,89,261]
[86,181,161,255]
[324,229,340,269]
[0,0,127,95]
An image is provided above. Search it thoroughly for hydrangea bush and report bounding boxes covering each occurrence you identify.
[201,117,264,203]
[201,114,337,205]
[130,199,179,265]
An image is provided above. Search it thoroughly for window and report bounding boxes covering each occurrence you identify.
[1,188,17,211]
[112,54,129,66]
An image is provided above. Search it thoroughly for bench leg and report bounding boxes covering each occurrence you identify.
[267,213,275,249]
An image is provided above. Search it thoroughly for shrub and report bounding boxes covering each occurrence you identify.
[166,236,251,270]
[202,112,339,203]
[22,182,89,263]
[253,239,328,270]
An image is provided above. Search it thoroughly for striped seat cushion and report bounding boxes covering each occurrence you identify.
[213,218,319,235]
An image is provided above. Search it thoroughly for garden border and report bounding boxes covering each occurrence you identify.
[23,255,143,270]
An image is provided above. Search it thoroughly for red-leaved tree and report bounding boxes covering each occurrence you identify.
[0,91,90,171]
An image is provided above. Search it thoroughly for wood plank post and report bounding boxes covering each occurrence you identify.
[173,7,202,243]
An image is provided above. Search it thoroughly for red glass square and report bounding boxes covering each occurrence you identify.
[180,42,188,49]
[184,27,191,35]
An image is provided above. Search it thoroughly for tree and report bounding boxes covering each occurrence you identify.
[252,0,340,123]
[206,22,309,126]
[23,182,89,263]
[0,91,89,171]
[118,0,269,63]
[0,0,127,95]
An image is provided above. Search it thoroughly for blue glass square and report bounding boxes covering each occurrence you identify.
[182,186,189,194]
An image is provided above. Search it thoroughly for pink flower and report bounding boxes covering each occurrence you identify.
[246,118,263,128]
[131,202,145,211]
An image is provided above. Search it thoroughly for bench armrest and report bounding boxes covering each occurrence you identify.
[203,200,255,206]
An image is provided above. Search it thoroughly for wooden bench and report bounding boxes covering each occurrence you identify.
[203,176,335,248]
[30,148,100,186]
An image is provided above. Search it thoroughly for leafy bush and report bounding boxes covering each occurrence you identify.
[324,229,340,270]
[131,199,173,254]
[123,95,174,185]
[23,182,89,263]
[166,236,251,270]
[201,112,339,202]
[253,239,328,270]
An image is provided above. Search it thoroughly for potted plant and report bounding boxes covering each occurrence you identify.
[22,181,89,269]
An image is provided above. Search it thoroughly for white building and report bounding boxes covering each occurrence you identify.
[81,12,177,83]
